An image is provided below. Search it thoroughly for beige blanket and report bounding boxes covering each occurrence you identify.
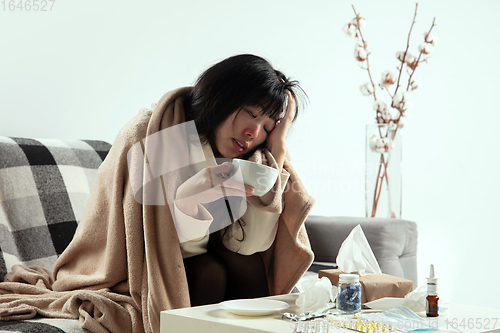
[0,87,314,333]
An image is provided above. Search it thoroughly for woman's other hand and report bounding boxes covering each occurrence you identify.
[266,93,295,173]
[175,163,254,218]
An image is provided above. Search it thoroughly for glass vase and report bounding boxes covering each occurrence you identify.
[365,123,402,218]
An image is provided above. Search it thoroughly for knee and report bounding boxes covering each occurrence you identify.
[184,253,227,306]
[198,255,227,288]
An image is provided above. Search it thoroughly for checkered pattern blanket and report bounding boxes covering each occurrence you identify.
[0,317,85,333]
[0,137,111,282]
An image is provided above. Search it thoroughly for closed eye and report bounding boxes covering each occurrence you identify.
[246,108,273,134]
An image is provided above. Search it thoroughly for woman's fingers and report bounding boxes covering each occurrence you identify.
[207,163,232,182]
[284,92,296,122]
[206,164,254,195]
[175,163,256,218]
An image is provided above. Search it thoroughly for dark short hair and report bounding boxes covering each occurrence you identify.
[184,54,306,149]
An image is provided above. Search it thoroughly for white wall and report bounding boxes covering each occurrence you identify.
[2,0,499,309]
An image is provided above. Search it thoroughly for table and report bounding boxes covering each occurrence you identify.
[160,294,500,333]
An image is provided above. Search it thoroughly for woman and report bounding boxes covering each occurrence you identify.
[173,54,306,306]
[0,54,314,333]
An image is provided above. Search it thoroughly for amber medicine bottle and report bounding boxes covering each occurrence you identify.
[426,264,439,317]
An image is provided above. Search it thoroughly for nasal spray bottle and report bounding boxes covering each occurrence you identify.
[426,264,439,317]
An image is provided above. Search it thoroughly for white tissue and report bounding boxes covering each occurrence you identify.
[364,286,448,313]
[336,224,382,276]
[295,276,337,313]
[364,286,425,311]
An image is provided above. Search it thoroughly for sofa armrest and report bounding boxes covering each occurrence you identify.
[304,215,418,286]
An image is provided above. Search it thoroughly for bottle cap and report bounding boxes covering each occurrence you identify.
[339,274,359,283]
[426,264,438,295]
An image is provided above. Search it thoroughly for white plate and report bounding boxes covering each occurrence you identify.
[218,299,289,316]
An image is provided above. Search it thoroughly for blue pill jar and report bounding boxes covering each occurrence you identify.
[336,274,361,314]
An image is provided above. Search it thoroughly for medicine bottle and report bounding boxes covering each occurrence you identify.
[426,264,439,317]
[336,274,361,314]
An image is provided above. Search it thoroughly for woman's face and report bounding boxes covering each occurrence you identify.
[214,105,276,158]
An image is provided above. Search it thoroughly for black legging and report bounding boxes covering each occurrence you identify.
[183,236,270,306]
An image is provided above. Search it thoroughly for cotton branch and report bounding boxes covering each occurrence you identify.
[406,17,436,91]
[352,5,377,101]
[392,3,419,106]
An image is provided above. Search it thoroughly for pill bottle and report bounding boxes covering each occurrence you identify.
[336,274,361,314]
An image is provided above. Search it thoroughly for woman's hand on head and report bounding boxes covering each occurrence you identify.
[266,93,295,172]
[175,163,254,218]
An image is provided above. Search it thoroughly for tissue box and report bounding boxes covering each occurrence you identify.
[319,269,413,304]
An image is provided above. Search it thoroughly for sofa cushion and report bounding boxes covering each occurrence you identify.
[305,215,418,285]
[0,137,111,281]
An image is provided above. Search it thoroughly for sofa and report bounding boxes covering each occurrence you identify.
[305,215,418,284]
[0,136,418,332]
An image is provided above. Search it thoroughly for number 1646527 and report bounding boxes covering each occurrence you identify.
[1,0,56,11]
[445,317,499,330]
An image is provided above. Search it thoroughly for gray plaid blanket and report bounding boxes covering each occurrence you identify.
[0,136,111,332]
[0,318,85,332]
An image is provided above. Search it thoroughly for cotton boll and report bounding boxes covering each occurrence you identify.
[380,109,392,122]
[374,101,400,124]
[405,53,415,64]
[373,100,388,112]
[370,136,390,153]
[396,51,406,62]
[360,82,374,96]
[356,38,367,49]
[418,43,433,54]
[354,47,368,62]
[397,115,407,128]
[377,137,390,153]
[393,92,410,110]
[404,53,418,70]
[357,17,367,28]
[381,107,400,123]
[392,92,403,107]
[369,135,379,151]
[424,32,438,45]
[343,23,357,37]
[380,71,396,88]
[390,108,401,121]
[425,43,434,54]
